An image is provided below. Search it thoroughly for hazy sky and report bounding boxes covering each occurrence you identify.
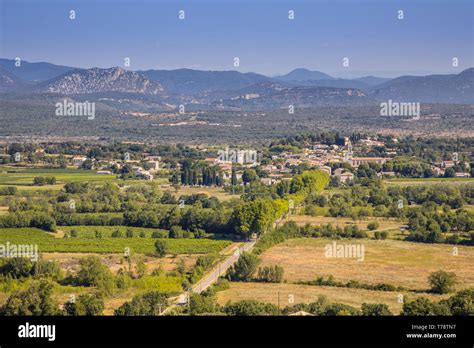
[0,0,472,77]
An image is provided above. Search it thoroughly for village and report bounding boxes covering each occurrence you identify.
[1,136,469,188]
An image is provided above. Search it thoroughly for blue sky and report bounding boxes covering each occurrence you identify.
[0,0,472,77]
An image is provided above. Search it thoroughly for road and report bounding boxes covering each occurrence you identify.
[161,240,256,314]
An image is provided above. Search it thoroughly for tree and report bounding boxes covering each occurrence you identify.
[323,303,360,316]
[361,303,392,316]
[176,258,186,275]
[231,168,238,187]
[33,177,46,186]
[189,293,219,315]
[402,297,450,316]
[1,280,59,315]
[428,270,457,294]
[242,169,258,184]
[115,291,168,316]
[76,256,115,294]
[444,168,456,178]
[135,259,147,279]
[257,265,284,283]
[64,293,104,316]
[227,253,260,281]
[223,300,279,316]
[440,289,474,315]
[0,257,33,278]
[155,240,168,258]
[290,170,330,194]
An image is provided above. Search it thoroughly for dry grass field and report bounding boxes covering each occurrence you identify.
[43,252,199,275]
[161,184,236,201]
[216,282,448,314]
[0,206,8,215]
[258,238,474,291]
[288,215,405,232]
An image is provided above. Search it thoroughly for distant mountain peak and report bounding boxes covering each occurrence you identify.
[371,67,474,103]
[275,69,334,82]
[40,67,165,95]
[0,58,75,82]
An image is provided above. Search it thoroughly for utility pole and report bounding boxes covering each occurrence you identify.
[277,292,281,315]
[187,291,190,312]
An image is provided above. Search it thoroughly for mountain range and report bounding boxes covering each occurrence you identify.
[0,58,472,110]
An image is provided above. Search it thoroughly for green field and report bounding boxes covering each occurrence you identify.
[0,167,117,186]
[0,167,168,187]
[59,225,167,238]
[0,228,231,254]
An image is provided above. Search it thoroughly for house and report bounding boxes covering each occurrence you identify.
[333,168,354,183]
[135,168,153,180]
[146,160,160,171]
[441,160,455,168]
[72,156,87,166]
[145,156,162,162]
[260,178,277,185]
[318,166,332,176]
[455,172,470,178]
[96,170,112,175]
[261,165,278,173]
[143,172,154,180]
[360,138,385,147]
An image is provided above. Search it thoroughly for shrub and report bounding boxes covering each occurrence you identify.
[223,300,279,316]
[428,270,457,294]
[189,293,219,315]
[440,289,474,315]
[361,303,392,316]
[114,291,168,316]
[115,273,132,289]
[111,230,123,238]
[64,293,104,316]
[402,297,451,316]
[1,279,59,315]
[75,256,115,294]
[155,240,168,258]
[323,303,360,316]
[257,265,284,283]
[227,253,260,281]
[367,221,380,231]
[152,230,169,238]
